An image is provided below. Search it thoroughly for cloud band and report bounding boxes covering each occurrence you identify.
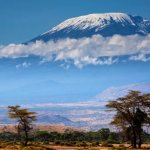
[0,34,150,67]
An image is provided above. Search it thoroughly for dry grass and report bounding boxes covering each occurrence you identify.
[0,125,81,134]
[0,142,150,150]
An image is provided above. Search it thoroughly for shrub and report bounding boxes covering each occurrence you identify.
[91,141,99,146]
[54,141,61,145]
[101,141,113,147]
[107,139,120,144]
[75,141,88,147]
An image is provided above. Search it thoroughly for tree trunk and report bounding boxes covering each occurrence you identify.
[17,125,20,141]
[24,129,28,146]
[138,130,142,148]
[132,129,137,148]
[133,138,137,148]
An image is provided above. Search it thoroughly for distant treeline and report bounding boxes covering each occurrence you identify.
[0,128,149,145]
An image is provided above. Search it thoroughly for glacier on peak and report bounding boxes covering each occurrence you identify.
[46,13,135,33]
[29,12,150,43]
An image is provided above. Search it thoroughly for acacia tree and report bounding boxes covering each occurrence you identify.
[8,106,37,146]
[106,91,150,148]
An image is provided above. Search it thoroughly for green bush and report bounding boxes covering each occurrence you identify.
[77,141,87,147]
[91,141,99,146]
[107,139,121,144]
[54,141,61,145]
[43,141,49,144]
[101,141,113,147]
[65,142,74,146]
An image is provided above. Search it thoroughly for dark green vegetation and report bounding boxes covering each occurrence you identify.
[0,128,149,149]
[0,90,149,149]
[0,128,121,144]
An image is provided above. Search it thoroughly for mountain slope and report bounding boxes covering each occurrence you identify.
[95,82,150,101]
[29,13,150,43]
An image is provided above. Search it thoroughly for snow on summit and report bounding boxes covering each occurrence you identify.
[29,12,150,43]
[49,13,135,32]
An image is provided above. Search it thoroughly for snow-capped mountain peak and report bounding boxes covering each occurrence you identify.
[45,13,135,34]
[29,12,150,43]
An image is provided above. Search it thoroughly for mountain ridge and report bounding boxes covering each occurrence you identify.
[95,82,150,101]
[29,12,150,43]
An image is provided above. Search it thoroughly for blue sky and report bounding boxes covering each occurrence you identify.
[0,57,150,105]
[0,0,150,44]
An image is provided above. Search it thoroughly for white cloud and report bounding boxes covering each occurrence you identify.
[60,63,70,70]
[0,34,150,67]
[129,53,150,62]
[16,62,31,69]
[19,101,107,109]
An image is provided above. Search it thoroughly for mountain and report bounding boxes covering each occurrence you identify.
[37,114,73,125]
[29,13,150,43]
[95,82,150,101]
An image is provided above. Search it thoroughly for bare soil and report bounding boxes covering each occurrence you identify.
[0,143,150,150]
[0,124,81,133]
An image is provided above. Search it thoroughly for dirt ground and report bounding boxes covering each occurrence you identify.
[0,144,150,150]
[0,124,81,134]
[47,144,150,150]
